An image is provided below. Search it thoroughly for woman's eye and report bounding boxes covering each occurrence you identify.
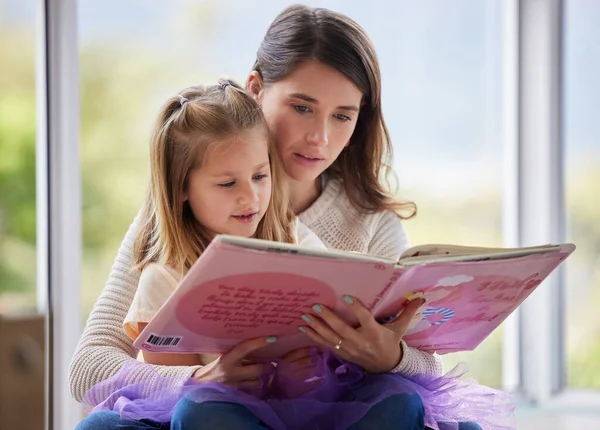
[335,113,352,122]
[293,105,310,113]
[218,181,235,188]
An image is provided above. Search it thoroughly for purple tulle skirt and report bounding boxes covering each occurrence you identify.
[82,350,515,429]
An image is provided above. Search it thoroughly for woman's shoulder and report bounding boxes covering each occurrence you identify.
[301,179,410,259]
[317,177,402,227]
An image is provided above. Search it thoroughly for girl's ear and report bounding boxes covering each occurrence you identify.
[182,190,188,202]
[246,71,265,103]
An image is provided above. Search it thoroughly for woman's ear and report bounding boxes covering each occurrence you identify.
[246,71,265,103]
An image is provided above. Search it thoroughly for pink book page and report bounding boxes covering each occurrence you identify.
[134,240,396,358]
[374,244,575,353]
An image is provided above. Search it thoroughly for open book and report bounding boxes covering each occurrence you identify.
[133,236,575,358]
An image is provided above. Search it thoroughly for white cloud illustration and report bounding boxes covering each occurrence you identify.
[435,275,474,287]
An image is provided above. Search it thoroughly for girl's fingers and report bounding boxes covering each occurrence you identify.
[230,362,273,382]
[281,346,312,364]
[222,336,277,367]
[235,379,262,390]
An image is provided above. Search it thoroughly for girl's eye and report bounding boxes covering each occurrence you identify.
[335,113,352,122]
[218,181,235,188]
[293,105,310,113]
[253,174,269,181]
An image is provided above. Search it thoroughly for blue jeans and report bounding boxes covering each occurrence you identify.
[74,410,169,429]
[75,392,424,429]
[76,393,479,429]
[427,423,481,430]
[170,391,425,430]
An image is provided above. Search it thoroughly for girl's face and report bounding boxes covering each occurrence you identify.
[250,60,363,183]
[184,126,272,239]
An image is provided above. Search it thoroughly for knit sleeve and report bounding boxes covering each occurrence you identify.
[368,211,411,260]
[68,214,201,403]
[391,340,444,377]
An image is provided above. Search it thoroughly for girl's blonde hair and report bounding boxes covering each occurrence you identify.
[134,79,295,275]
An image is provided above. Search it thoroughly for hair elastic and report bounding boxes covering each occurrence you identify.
[179,96,189,107]
[220,81,231,89]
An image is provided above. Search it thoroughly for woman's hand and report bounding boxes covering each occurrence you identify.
[298,297,424,373]
[192,337,275,389]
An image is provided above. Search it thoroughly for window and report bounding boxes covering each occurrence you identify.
[386,1,505,388]
[564,0,600,390]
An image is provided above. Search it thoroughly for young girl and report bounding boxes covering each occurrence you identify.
[79,78,332,424]
[122,78,326,369]
[73,5,514,430]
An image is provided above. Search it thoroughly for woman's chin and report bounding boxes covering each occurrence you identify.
[285,166,325,184]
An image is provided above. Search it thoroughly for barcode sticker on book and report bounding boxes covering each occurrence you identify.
[146,333,182,347]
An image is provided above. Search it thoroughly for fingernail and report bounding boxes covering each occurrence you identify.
[301,314,311,323]
[298,327,307,334]
[312,304,323,313]
[343,295,354,304]
[378,313,399,324]
[421,299,427,305]
[266,337,277,344]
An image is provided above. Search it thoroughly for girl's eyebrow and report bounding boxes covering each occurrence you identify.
[289,92,359,112]
[212,161,270,178]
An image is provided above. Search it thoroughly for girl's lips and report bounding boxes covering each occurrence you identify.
[231,212,258,223]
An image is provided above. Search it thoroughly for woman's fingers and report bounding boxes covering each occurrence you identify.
[340,295,379,330]
[301,300,369,346]
[298,325,354,361]
[300,311,346,348]
[385,299,425,335]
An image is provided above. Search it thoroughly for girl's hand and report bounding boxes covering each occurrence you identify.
[192,337,275,389]
[298,297,424,373]
[280,346,318,381]
[278,346,322,397]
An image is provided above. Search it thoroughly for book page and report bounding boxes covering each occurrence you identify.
[134,237,397,357]
[398,244,561,266]
[375,244,575,353]
[220,235,394,264]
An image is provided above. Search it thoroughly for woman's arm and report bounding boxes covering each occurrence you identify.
[68,214,202,402]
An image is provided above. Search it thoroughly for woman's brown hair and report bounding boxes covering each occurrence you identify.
[252,4,416,218]
[134,79,295,275]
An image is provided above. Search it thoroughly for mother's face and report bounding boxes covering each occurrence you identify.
[248,60,363,183]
